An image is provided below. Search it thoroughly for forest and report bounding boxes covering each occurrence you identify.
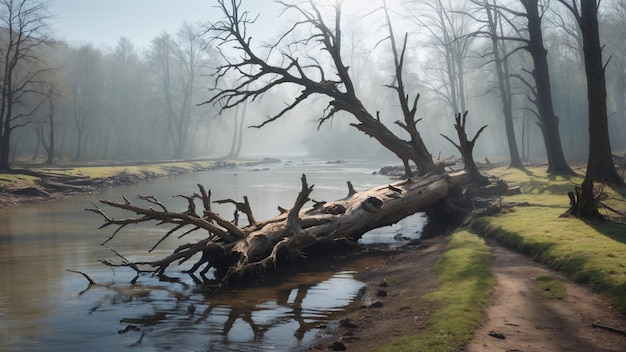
[3,2,626,351]
[1,0,626,169]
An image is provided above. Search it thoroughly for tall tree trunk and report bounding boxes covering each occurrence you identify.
[0,123,11,170]
[488,1,523,168]
[564,171,603,219]
[74,130,83,161]
[522,0,573,175]
[579,0,622,184]
[46,96,55,164]
[32,134,41,160]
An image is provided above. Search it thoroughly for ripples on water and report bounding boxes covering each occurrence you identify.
[0,159,426,351]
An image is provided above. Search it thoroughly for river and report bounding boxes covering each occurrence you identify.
[0,159,426,352]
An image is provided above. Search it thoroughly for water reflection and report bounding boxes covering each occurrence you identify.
[73,253,381,352]
[0,159,424,351]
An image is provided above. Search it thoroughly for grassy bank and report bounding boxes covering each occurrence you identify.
[0,159,253,193]
[472,167,626,314]
[378,166,625,351]
[0,159,263,207]
[378,231,496,352]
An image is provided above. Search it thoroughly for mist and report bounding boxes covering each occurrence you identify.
[4,0,626,166]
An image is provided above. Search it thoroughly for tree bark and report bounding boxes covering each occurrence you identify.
[486,0,523,168]
[578,0,623,184]
[563,172,603,220]
[87,172,465,286]
[522,0,574,175]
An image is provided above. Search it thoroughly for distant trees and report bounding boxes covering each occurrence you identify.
[407,0,473,116]
[0,0,52,170]
[107,37,144,159]
[469,0,524,169]
[68,43,104,161]
[0,0,624,175]
[148,24,210,158]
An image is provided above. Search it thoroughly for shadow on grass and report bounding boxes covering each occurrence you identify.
[523,177,580,196]
[583,218,626,245]
[472,217,626,314]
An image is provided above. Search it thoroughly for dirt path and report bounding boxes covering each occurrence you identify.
[467,238,626,352]
[309,235,626,351]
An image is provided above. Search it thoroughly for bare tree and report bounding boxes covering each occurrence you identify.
[406,0,474,116]
[107,37,144,159]
[33,85,57,163]
[559,0,623,219]
[559,0,622,184]
[0,0,52,170]
[468,0,524,169]
[496,0,574,175]
[204,0,436,175]
[68,44,104,161]
[147,24,208,159]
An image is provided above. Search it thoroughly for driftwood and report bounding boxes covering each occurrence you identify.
[87,172,466,286]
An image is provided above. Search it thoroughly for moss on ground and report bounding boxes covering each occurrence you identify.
[535,274,567,299]
[379,166,626,351]
[472,167,626,314]
[377,231,496,352]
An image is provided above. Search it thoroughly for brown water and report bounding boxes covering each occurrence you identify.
[0,160,426,351]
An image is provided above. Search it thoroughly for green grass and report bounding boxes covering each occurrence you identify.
[377,231,496,352]
[472,167,626,314]
[535,274,567,299]
[0,160,242,190]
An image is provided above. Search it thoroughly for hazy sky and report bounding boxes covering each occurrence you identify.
[49,0,281,50]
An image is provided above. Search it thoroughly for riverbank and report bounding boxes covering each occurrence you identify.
[310,166,626,351]
[0,158,277,208]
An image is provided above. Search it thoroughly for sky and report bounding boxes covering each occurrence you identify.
[48,0,281,51]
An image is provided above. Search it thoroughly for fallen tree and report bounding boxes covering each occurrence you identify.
[84,1,496,287]
[87,171,471,286]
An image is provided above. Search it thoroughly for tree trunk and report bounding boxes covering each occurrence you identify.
[488,1,523,169]
[87,172,471,286]
[0,128,11,170]
[46,107,54,164]
[579,0,623,184]
[563,172,603,220]
[522,0,574,175]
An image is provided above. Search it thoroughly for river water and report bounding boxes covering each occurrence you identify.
[0,159,426,352]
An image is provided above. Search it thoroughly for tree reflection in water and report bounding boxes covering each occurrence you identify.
[79,257,376,351]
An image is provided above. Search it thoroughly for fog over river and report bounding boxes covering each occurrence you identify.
[0,159,426,351]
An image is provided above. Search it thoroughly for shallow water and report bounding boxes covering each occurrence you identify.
[0,159,426,351]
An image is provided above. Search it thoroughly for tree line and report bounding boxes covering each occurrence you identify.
[2,0,626,182]
[0,0,223,169]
